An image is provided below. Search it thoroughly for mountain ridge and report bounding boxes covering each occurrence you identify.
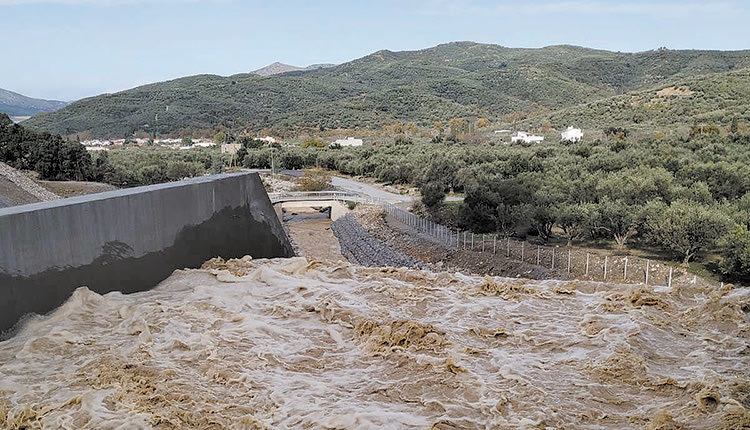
[23,41,750,137]
[252,62,336,76]
[0,88,69,117]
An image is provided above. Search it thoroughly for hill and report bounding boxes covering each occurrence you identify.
[253,62,337,76]
[0,88,69,117]
[23,42,750,137]
[253,62,304,76]
[516,68,750,134]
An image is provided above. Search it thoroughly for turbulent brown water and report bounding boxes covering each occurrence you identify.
[1,257,748,429]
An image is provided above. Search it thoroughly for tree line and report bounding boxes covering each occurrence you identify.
[0,114,218,187]
[0,114,93,181]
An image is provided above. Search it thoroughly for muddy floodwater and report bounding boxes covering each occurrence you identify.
[1,257,748,429]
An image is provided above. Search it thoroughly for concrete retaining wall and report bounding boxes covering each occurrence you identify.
[0,172,294,334]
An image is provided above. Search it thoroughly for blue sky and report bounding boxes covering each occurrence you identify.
[1,0,748,101]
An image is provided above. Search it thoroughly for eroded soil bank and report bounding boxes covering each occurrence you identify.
[1,257,748,429]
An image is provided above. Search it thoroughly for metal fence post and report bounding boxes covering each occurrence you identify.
[537,246,541,265]
[624,257,628,280]
[482,234,485,252]
[585,253,590,276]
[668,267,673,288]
[645,259,650,285]
[604,256,608,281]
[551,249,555,269]
[471,233,474,250]
[493,235,497,254]
[521,241,525,262]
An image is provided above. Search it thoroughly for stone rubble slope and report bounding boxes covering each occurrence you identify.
[0,161,59,203]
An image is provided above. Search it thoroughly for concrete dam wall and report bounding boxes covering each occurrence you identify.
[0,172,294,334]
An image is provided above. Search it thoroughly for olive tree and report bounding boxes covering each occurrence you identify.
[591,198,644,251]
[644,200,732,264]
[719,225,750,283]
[554,202,595,246]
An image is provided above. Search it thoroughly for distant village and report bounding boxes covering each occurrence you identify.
[82,135,367,152]
[81,126,582,152]
[81,137,217,152]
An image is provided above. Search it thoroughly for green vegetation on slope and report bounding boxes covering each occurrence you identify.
[23,42,750,137]
[518,68,750,133]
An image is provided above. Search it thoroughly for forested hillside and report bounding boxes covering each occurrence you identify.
[23,42,750,137]
[518,68,750,133]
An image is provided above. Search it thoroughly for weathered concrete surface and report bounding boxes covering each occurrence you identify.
[0,172,294,335]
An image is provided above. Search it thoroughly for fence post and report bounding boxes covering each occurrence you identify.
[624,257,628,280]
[585,253,590,276]
[493,235,497,254]
[537,246,541,265]
[567,248,571,275]
[471,233,474,250]
[482,234,485,252]
[463,231,467,250]
[645,259,650,285]
[604,256,608,281]
[521,241,525,262]
[551,249,555,269]
[506,237,510,257]
[668,267,673,288]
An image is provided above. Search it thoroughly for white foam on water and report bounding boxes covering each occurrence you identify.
[0,257,748,429]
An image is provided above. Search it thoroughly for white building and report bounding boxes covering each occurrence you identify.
[561,126,583,142]
[511,131,545,144]
[258,136,278,144]
[192,140,216,148]
[332,137,364,147]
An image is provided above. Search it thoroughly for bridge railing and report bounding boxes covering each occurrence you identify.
[268,191,359,203]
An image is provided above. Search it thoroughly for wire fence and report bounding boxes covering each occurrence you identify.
[381,202,705,288]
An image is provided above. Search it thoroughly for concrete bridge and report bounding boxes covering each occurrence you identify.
[269,191,377,221]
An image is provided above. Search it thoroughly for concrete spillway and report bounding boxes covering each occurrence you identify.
[0,172,294,334]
